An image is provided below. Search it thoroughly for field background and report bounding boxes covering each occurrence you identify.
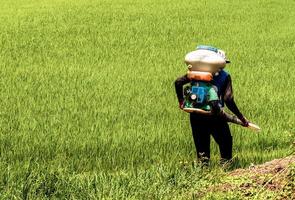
[0,0,294,199]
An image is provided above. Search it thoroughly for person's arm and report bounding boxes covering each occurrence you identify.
[174,74,190,108]
[222,75,249,126]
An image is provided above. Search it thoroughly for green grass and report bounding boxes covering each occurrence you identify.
[0,0,295,199]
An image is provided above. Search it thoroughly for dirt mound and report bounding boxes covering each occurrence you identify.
[229,156,295,192]
[230,155,295,177]
[197,156,295,199]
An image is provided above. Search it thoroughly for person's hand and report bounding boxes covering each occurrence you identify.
[240,116,249,127]
[179,100,184,110]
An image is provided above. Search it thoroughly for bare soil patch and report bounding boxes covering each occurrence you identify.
[229,156,295,191]
[197,156,295,199]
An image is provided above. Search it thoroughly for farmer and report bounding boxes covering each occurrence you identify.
[175,46,249,164]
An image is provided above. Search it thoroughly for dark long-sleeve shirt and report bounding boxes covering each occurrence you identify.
[174,73,245,120]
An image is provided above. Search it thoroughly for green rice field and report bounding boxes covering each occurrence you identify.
[0,0,294,199]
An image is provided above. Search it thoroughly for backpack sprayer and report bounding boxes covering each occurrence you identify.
[182,45,261,131]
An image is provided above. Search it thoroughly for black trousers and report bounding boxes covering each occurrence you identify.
[190,113,233,162]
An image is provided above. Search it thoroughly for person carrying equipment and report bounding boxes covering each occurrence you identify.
[175,45,260,164]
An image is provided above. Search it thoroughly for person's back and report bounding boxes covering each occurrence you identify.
[182,70,245,125]
[212,70,229,107]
